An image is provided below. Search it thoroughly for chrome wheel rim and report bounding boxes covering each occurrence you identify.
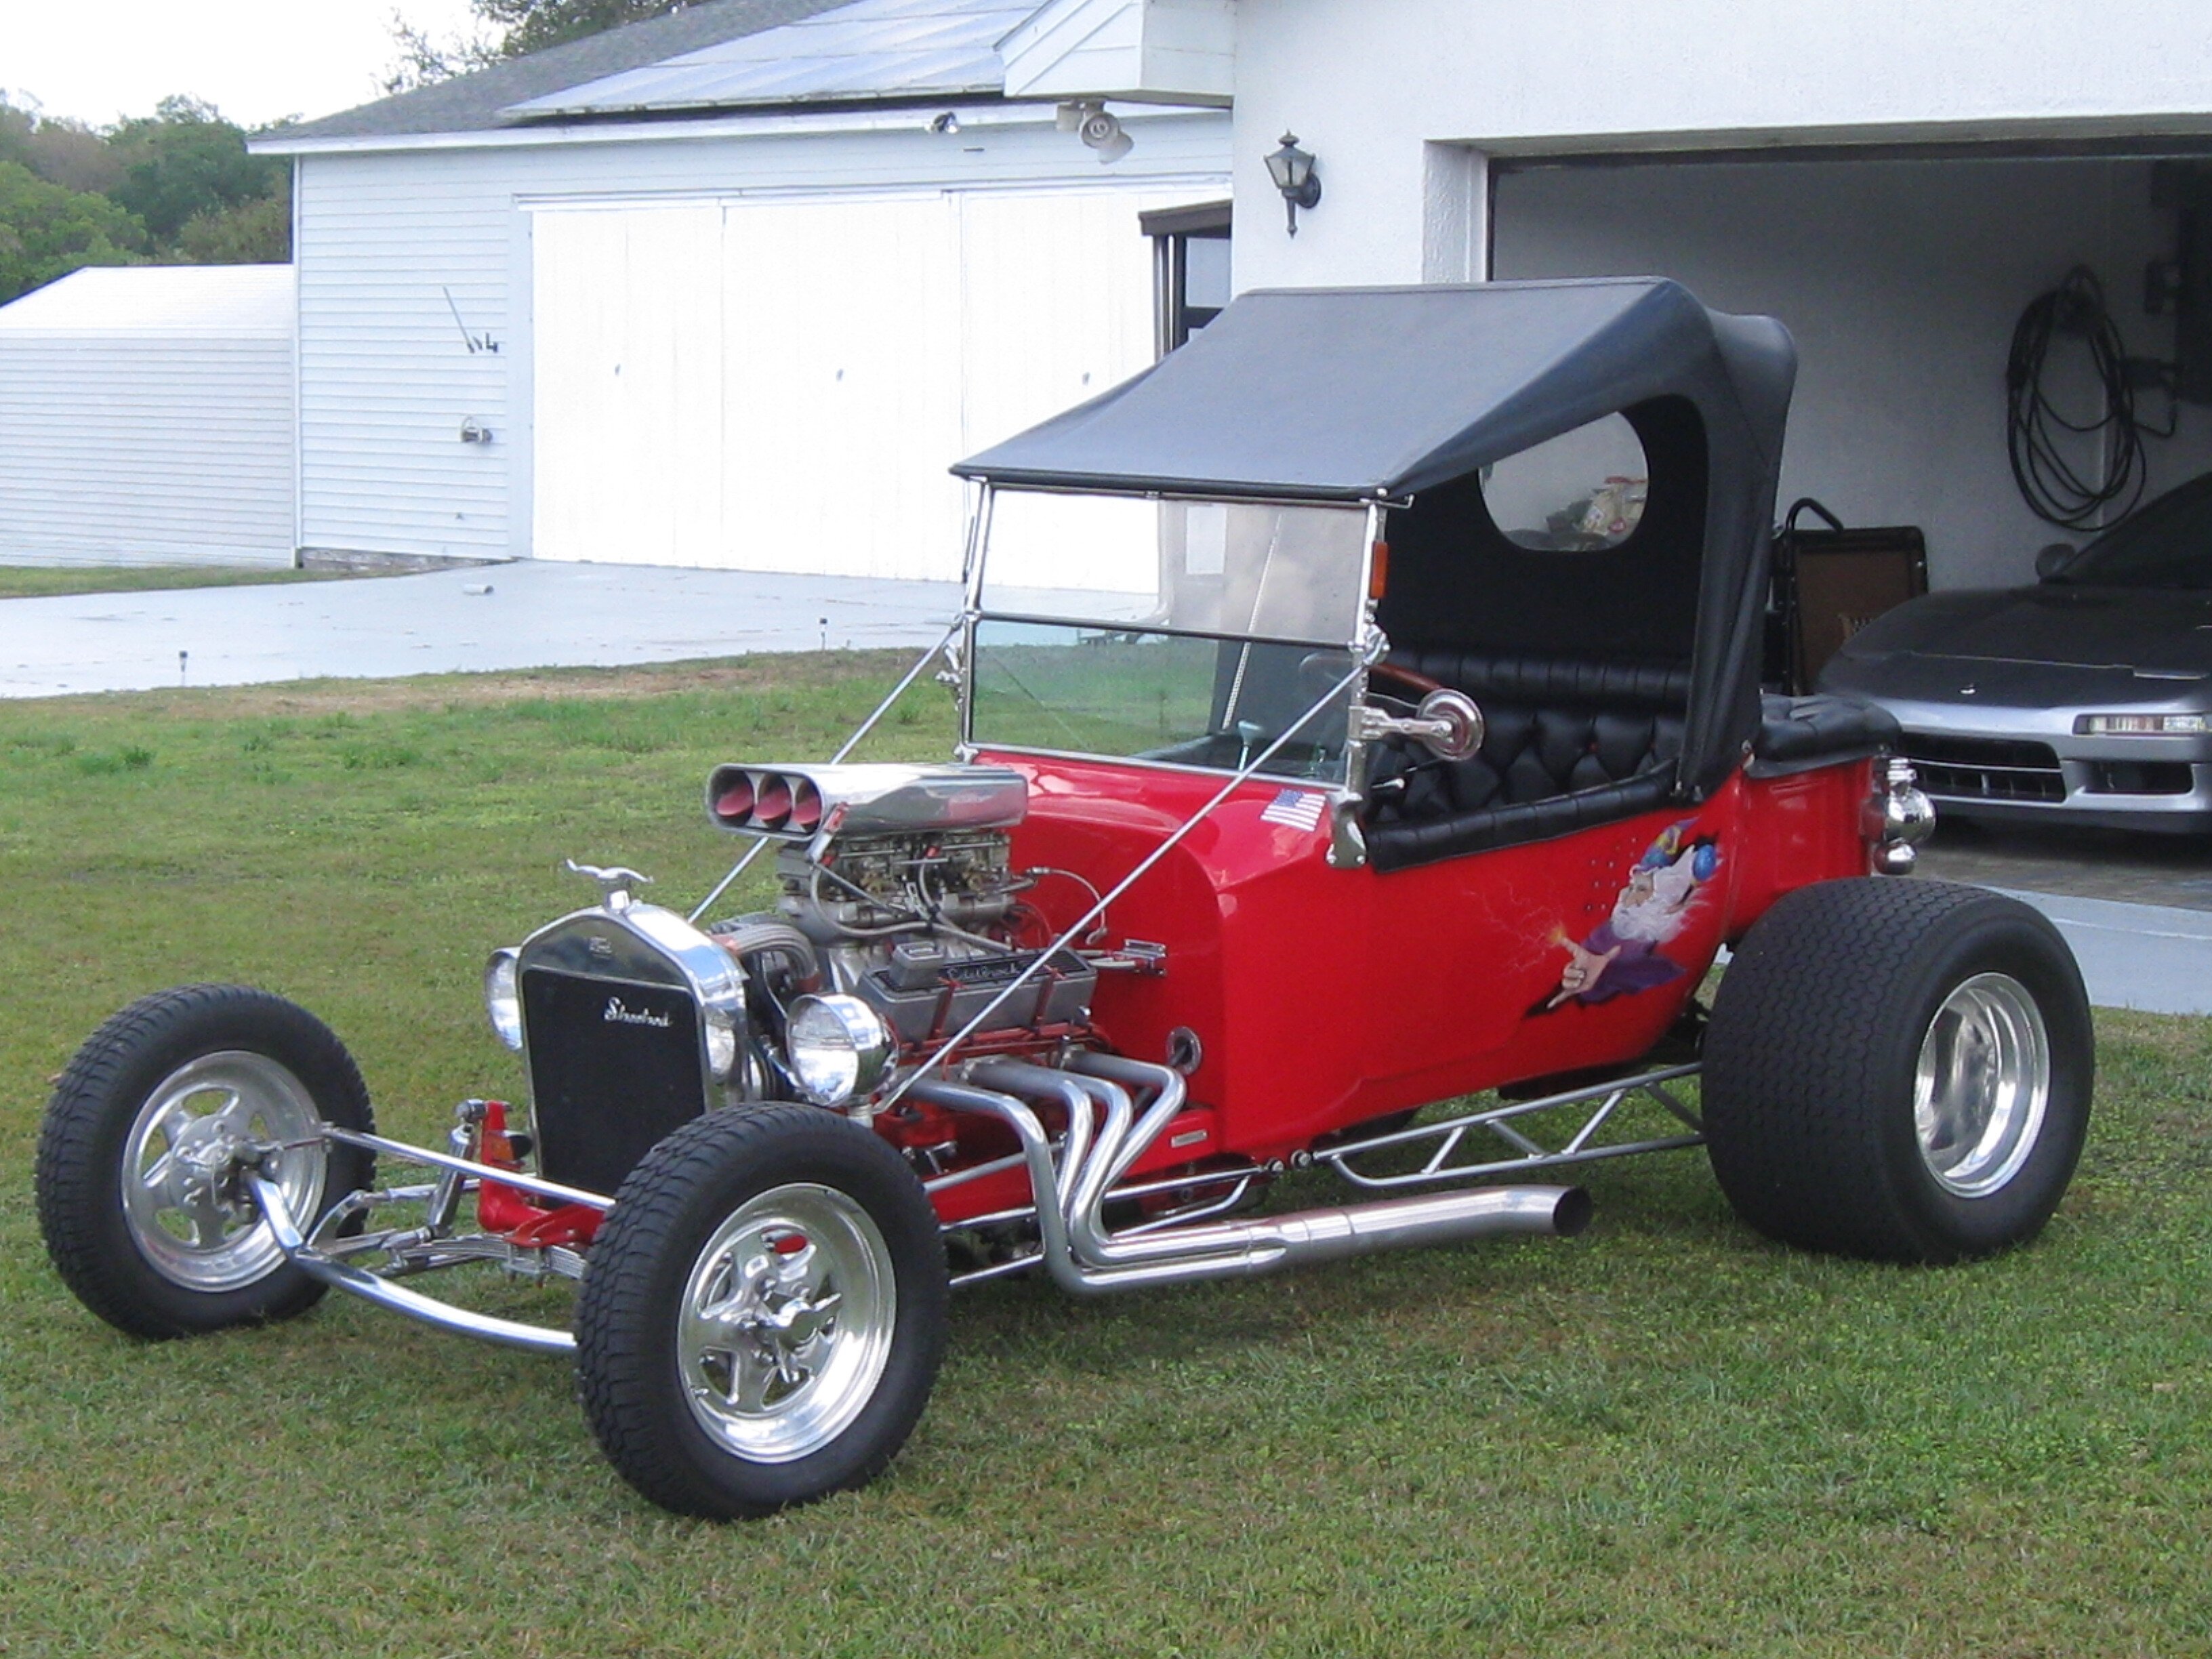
[678,1183,895,1465]
[1913,972,2051,1198]
[120,1050,327,1290]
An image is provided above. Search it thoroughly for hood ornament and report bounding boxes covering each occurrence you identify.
[565,859,653,912]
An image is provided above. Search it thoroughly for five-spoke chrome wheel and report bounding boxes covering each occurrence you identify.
[678,1183,896,1463]
[121,1050,328,1290]
[575,1103,949,1519]
[37,985,375,1338]
[1913,972,2051,1198]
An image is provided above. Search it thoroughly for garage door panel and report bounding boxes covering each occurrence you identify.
[534,205,722,566]
[720,196,964,581]
[533,187,1192,581]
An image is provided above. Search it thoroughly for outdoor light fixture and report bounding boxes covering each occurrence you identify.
[1265,132,1321,235]
[1058,100,1133,164]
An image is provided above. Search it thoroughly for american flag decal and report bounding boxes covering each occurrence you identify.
[1258,789,1328,832]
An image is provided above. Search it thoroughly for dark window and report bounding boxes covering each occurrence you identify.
[1140,199,1232,357]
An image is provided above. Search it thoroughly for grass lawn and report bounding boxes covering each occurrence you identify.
[0,564,360,600]
[1,657,2208,1658]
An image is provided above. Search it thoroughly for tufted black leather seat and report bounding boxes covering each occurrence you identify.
[1365,650,1689,870]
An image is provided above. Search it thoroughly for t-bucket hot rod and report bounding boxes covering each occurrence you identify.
[37,279,2093,1519]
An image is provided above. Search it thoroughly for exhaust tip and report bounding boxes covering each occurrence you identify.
[1553,1187,1593,1238]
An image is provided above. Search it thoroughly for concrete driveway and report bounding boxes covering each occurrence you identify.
[0,561,960,699]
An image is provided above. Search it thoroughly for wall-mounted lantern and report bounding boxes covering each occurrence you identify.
[1265,132,1322,236]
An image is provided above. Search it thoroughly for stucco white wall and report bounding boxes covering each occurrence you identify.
[292,109,1229,563]
[1492,157,2212,590]
[1228,0,2212,292]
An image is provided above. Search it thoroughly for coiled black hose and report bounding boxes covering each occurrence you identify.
[2005,266,2150,530]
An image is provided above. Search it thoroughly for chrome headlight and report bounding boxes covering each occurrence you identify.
[785,994,893,1107]
[703,1006,740,1082]
[485,948,523,1051]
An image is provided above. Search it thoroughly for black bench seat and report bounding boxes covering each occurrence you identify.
[1365,650,1688,870]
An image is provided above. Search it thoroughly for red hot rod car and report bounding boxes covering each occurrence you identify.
[37,279,2091,1519]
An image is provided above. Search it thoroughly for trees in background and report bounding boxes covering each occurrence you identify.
[387,0,709,90]
[0,96,291,304]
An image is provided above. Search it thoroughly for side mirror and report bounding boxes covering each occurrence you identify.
[2035,542,2077,581]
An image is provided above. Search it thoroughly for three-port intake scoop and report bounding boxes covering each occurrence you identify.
[704,762,1028,839]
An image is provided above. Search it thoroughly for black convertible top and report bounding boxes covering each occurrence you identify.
[952,278,1794,503]
[956,278,1798,804]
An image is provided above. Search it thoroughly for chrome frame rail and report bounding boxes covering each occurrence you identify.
[250,1172,576,1355]
[1315,1063,1705,1191]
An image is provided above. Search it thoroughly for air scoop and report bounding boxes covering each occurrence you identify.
[705,762,1028,839]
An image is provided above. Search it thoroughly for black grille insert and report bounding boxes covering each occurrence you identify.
[1902,735,2066,804]
[521,968,707,1197]
[2085,760,2194,796]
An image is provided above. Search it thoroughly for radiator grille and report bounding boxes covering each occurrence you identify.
[1902,735,2066,804]
[520,968,707,1197]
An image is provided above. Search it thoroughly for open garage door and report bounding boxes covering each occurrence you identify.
[531,188,1179,577]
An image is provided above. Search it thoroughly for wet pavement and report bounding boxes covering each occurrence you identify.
[0,562,960,699]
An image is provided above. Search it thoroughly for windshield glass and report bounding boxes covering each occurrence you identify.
[2058,471,2212,588]
[969,619,1355,783]
[979,489,1370,644]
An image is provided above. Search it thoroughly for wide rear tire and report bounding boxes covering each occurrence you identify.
[1704,880,2092,1263]
[574,1104,949,1519]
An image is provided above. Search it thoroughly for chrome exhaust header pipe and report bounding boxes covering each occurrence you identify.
[915,1064,1590,1297]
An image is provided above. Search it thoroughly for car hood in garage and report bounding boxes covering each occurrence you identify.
[1834,585,2212,677]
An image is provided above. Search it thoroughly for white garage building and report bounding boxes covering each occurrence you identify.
[256,0,1233,579]
[0,264,296,567]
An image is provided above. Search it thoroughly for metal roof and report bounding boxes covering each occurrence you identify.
[0,265,295,337]
[262,0,855,146]
[500,0,1040,119]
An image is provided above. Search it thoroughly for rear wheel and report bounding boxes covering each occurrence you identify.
[35,985,376,1338]
[574,1104,948,1519]
[1704,880,2092,1263]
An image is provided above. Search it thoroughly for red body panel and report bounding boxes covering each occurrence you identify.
[982,750,1876,1165]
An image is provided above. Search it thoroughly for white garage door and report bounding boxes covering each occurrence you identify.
[532,188,1183,579]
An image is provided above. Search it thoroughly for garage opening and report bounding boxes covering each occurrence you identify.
[1491,150,2212,592]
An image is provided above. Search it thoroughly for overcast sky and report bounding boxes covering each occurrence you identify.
[4,0,486,129]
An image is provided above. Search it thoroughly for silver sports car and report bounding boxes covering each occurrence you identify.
[1820,471,2212,832]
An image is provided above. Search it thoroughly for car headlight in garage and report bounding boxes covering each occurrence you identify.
[785,994,895,1107]
[485,947,523,1050]
[2074,713,2212,735]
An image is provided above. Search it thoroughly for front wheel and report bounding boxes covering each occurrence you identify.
[35,984,377,1338]
[574,1104,949,1519]
[1703,880,2093,1263]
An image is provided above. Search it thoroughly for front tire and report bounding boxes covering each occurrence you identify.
[574,1104,949,1519]
[1704,880,2092,1263]
[35,985,377,1338]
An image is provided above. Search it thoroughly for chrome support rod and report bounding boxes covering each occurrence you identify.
[249,1173,575,1355]
[688,619,963,924]
[1317,1063,1706,1192]
[880,658,1370,1115]
[317,1124,615,1212]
